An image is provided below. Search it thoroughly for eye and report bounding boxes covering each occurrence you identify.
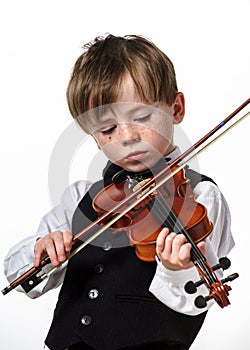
[101,125,117,135]
[134,114,152,123]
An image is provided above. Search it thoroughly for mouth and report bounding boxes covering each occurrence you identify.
[125,151,148,161]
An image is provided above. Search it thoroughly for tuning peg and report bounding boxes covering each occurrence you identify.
[184,279,205,294]
[221,272,239,283]
[212,257,231,271]
[194,295,209,308]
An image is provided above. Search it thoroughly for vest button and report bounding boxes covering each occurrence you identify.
[81,315,92,326]
[94,264,104,273]
[88,288,99,299]
[102,241,112,251]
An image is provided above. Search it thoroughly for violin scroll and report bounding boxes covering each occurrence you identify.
[194,273,239,308]
[185,257,239,308]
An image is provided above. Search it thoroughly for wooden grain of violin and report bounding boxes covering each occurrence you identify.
[92,164,213,262]
[2,98,250,309]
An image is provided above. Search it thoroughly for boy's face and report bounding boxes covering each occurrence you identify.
[85,75,184,173]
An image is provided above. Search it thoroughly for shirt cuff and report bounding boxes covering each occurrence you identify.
[149,257,212,315]
[154,256,200,285]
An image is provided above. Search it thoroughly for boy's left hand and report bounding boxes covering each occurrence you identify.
[156,227,206,270]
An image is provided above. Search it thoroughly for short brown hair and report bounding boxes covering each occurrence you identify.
[66,34,178,122]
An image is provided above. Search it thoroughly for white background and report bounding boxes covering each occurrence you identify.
[0,0,249,349]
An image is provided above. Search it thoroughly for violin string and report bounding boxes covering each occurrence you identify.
[155,197,215,284]
[147,191,216,284]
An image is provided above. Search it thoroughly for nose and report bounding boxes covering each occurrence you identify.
[118,123,141,145]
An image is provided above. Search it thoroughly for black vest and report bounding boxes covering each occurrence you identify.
[45,161,213,350]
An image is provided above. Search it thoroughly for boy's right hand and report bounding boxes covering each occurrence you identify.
[34,231,73,267]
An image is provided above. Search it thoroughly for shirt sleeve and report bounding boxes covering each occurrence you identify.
[149,180,235,315]
[3,180,92,299]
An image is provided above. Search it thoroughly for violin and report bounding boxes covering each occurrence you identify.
[2,98,249,309]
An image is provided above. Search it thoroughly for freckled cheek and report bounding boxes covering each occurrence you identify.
[142,128,172,149]
[94,134,113,148]
[99,140,125,161]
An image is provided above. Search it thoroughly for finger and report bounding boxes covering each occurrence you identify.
[178,242,192,264]
[170,234,194,268]
[157,231,177,263]
[171,234,187,256]
[34,239,45,267]
[53,231,70,263]
[156,227,170,253]
[44,235,60,266]
[34,234,59,267]
[197,241,206,256]
[63,231,73,253]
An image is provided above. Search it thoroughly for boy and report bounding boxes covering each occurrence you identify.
[4,34,234,350]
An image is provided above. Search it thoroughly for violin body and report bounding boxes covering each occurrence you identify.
[93,166,213,261]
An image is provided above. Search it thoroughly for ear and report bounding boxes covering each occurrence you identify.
[173,92,185,124]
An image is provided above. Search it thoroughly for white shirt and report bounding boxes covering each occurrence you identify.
[3,160,234,316]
